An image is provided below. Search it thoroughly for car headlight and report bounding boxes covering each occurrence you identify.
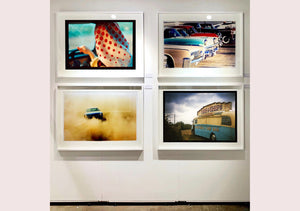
[182,58,190,67]
[191,50,201,59]
[190,51,197,60]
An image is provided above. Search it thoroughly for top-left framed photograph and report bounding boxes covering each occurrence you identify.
[56,12,144,78]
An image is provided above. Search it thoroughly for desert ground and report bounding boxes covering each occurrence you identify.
[64,92,136,141]
[181,129,208,141]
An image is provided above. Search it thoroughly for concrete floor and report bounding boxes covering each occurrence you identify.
[51,205,250,211]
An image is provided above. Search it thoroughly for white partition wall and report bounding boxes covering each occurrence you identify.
[50,0,250,202]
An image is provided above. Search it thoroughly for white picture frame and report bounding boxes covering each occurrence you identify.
[158,12,243,77]
[55,86,143,151]
[56,12,144,78]
[158,84,244,150]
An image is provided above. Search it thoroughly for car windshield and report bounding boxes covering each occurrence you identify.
[169,29,182,37]
[189,27,198,34]
[87,108,99,112]
[177,29,189,37]
[202,24,213,29]
[68,23,96,51]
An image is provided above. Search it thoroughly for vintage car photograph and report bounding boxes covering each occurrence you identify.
[164,44,205,68]
[66,20,135,69]
[163,91,237,142]
[163,21,236,68]
[64,91,137,141]
[169,26,219,58]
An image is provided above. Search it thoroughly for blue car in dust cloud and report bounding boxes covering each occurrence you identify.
[84,108,103,120]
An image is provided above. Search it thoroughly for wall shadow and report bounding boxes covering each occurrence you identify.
[157,150,245,160]
[56,150,144,161]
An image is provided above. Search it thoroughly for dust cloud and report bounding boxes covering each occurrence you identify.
[64,92,136,141]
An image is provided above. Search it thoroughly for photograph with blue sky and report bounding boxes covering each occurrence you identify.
[68,22,133,53]
[164,91,236,125]
[66,20,135,69]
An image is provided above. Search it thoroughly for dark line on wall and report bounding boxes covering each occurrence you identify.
[50,201,250,206]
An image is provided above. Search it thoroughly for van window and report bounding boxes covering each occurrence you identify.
[221,116,232,126]
[207,117,221,125]
[197,118,206,124]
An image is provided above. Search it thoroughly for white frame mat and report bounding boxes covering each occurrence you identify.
[56,12,144,78]
[55,86,143,151]
[158,12,243,77]
[158,84,244,150]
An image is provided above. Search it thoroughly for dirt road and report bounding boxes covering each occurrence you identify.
[181,129,209,141]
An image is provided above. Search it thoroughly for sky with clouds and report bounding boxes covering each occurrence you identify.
[164,91,236,124]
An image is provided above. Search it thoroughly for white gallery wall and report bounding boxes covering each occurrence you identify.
[50,0,250,202]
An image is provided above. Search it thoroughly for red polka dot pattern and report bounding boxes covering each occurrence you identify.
[94,22,131,67]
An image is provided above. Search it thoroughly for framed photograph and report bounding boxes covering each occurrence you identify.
[158,85,244,150]
[158,12,243,77]
[56,12,143,78]
[55,86,143,151]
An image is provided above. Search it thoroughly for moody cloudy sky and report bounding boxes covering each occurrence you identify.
[164,92,236,124]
